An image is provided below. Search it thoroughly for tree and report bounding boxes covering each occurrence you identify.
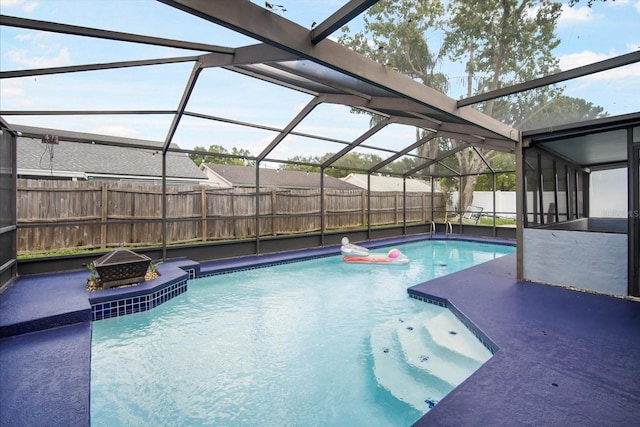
[568,0,611,6]
[280,155,322,174]
[338,0,447,91]
[439,0,563,209]
[511,95,607,131]
[339,0,563,210]
[445,0,562,118]
[384,156,419,175]
[189,145,253,167]
[338,0,605,213]
[282,152,387,178]
[475,152,517,191]
[338,0,448,161]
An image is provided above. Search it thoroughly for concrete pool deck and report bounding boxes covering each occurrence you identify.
[409,253,640,426]
[1,236,639,426]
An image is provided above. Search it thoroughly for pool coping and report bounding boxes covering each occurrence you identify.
[13,234,640,426]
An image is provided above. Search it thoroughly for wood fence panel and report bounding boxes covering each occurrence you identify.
[17,179,102,252]
[205,190,234,239]
[370,192,398,226]
[17,179,446,253]
[404,193,424,223]
[106,185,137,246]
[325,189,363,230]
[274,190,321,234]
[166,188,201,244]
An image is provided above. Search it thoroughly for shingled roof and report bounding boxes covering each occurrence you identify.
[341,173,433,192]
[15,125,206,182]
[202,163,359,190]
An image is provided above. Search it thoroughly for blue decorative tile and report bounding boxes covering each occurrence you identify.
[91,279,188,321]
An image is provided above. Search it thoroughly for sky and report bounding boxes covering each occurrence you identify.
[0,0,639,163]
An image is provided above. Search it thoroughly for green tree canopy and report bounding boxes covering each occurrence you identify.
[338,0,447,90]
[513,95,608,131]
[337,0,607,212]
[284,0,608,214]
[189,145,254,167]
[282,152,385,178]
[475,152,517,191]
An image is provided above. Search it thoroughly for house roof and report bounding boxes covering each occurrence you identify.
[203,163,359,190]
[15,125,205,180]
[341,173,432,192]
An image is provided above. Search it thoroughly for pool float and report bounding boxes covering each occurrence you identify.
[340,237,370,257]
[342,246,410,265]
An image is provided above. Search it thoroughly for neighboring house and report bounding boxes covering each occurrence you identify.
[341,173,435,192]
[200,163,360,190]
[15,125,208,185]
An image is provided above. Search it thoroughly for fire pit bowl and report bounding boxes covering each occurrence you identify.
[93,248,151,289]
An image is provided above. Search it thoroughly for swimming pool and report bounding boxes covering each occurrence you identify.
[91,239,514,426]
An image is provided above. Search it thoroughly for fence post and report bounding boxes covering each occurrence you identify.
[395,192,399,224]
[101,183,108,248]
[323,190,328,230]
[232,192,237,238]
[361,190,366,226]
[422,192,426,222]
[271,189,277,236]
[201,187,207,242]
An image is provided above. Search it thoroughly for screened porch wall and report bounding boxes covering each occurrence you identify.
[0,128,17,291]
[521,130,634,296]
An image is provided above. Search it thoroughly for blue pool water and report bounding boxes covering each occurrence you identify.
[91,240,514,426]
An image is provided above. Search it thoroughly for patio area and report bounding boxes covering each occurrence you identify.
[1,2,639,425]
[409,253,640,426]
[1,237,639,426]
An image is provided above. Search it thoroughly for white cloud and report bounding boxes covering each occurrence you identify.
[559,50,610,70]
[558,4,596,26]
[601,0,640,13]
[559,49,640,83]
[15,32,48,42]
[0,0,38,12]
[90,125,140,139]
[0,84,26,98]
[0,79,34,106]
[0,0,25,6]
[586,61,640,82]
[6,47,71,68]
[23,1,37,12]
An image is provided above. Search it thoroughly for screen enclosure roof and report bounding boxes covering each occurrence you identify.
[1,0,637,177]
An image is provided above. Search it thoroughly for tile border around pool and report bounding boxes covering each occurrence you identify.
[88,259,199,321]
[91,280,188,321]
[90,256,502,357]
[88,235,514,335]
[87,248,350,320]
[86,236,508,363]
[408,292,500,355]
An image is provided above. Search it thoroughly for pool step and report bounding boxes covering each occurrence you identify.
[396,312,491,387]
[423,311,492,363]
[370,319,445,412]
[370,311,492,412]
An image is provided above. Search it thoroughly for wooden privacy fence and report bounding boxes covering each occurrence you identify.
[17,179,445,253]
